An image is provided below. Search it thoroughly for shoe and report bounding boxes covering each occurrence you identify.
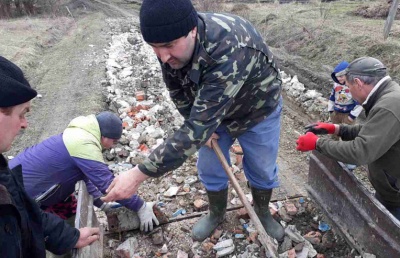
[191,188,227,241]
[251,187,285,242]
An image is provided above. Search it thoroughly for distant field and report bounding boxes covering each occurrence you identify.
[227,0,400,90]
[0,17,74,73]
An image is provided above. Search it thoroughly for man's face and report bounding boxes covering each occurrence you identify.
[101,136,118,149]
[345,77,364,103]
[149,27,197,70]
[0,102,30,153]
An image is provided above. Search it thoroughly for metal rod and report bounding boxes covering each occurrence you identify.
[211,139,278,257]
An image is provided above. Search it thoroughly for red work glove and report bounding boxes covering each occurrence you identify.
[304,122,335,135]
[296,132,318,152]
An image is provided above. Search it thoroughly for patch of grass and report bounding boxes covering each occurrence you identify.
[236,1,400,89]
[0,16,74,73]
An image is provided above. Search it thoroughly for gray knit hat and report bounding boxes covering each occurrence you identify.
[139,0,198,43]
[96,111,122,139]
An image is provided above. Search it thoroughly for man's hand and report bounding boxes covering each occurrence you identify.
[137,202,160,231]
[101,165,149,202]
[304,122,336,135]
[205,133,220,148]
[75,227,100,248]
[296,132,319,152]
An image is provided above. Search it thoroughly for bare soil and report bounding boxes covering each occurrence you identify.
[3,0,394,257]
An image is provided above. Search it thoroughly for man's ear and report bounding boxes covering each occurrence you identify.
[190,27,197,38]
[354,78,363,90]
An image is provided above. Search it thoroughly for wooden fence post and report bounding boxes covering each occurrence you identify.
[383,0,399,40]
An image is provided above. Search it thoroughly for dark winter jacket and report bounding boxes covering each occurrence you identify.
[139,12,282,177]
[0,154,79,257]
[317,76,400,206]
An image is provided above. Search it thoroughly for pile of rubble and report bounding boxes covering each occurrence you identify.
[98,19,359,258]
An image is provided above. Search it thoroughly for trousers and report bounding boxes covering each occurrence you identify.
[197,98,282,191]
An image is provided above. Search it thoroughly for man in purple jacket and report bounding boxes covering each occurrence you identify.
[9,111,159,231]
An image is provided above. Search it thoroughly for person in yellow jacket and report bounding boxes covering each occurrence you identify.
[10,111,159,231]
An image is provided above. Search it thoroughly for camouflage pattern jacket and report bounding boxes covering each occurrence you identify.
[139,12,282,177]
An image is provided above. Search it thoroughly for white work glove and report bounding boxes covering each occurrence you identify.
[137,202,160,231]
[100,202,121,212]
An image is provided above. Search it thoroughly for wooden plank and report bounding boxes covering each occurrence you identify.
[307,151,400,257]
[72,181,103,258]
[383,0,399,40]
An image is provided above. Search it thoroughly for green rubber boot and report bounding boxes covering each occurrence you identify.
[251,187,285,242]
[191,188,228,241]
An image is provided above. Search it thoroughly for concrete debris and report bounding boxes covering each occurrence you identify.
[176,250,189,258]
[164,186,181,197]
[213,239,234,251]
[115,237,138,258]
[159,243,168,254]
[285,225,305,243]
[151,227,164,245]
[217,245,235,257]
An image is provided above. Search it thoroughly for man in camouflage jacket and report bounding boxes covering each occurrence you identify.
[103,0,285,241]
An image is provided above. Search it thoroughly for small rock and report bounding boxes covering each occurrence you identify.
[193,199,207,210]
[216,245,235,257]
[175,176,184,184]
[176,250,189,258]
[164,186,180,197]
[160,244,168,254]
[279,206,292,222]
[212,228,223,240]
[294,242,305,252]
[202,242,215,252]
[115,237,138,258]
[284,202,298,216]
[152,228,164,245]
[303,231,321,245]
[236,208,250,219]
[213,239,234,251]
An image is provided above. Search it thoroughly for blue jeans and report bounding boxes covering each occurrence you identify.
[197,98,282,191]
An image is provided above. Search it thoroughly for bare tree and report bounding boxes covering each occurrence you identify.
[0,0,12,19]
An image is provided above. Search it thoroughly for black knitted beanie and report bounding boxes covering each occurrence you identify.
[140,0,198,43]
[96,111,123,139]
[0,56,37,107]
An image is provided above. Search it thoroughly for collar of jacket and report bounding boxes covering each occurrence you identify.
[0,154,7,170]
[161,14,217,85]
[0,154,12,205]
[362,76,391,115]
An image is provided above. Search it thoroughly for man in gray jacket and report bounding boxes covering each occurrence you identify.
[296,56,400,220]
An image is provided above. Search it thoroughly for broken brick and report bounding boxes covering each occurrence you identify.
[303,231,322,245]
[193,199,207,210]
[135,90,145,101]
[284,202,298,216]
[202,242,214,252]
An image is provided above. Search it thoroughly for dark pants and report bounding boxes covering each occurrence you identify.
[375,192,400,220]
